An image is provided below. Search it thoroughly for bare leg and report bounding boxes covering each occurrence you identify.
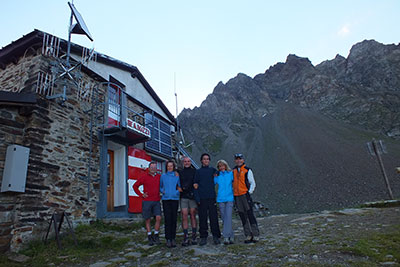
[145,218,151,233]
[182,208,189,230]
[155,215,161,231]
[190,208,197,228]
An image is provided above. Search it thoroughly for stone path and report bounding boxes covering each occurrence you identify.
[82,205,400,266]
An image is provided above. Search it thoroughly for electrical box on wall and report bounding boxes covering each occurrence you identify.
[1,145,30,193]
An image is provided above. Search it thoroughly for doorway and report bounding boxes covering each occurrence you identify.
[107,150,114,212]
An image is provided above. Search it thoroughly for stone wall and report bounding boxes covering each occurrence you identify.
[0,50,37,93]
[0,49,103,252]
[0,106,26,252]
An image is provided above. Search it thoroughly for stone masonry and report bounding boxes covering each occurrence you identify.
[0,45,105,252]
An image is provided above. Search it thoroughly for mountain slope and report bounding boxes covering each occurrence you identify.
[178,39,400,214]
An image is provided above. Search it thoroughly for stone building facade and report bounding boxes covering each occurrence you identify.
[0,30,179,252]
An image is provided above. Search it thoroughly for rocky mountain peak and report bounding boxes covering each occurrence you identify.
[178,38,400,214]
[348,39,396,59]
[285,54,314,68]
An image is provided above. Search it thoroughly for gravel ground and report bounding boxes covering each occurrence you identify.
[84,204,400,267]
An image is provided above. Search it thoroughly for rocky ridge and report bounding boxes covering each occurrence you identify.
[178,39,400,214]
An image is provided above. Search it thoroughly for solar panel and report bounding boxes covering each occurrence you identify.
[68,2,94,41]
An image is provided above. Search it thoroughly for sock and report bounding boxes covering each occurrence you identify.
[192,227,197,234]
[183,229,188,236]
[154,231,159,235]
[147,232,152,236]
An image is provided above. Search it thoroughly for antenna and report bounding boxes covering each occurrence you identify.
[174,72,179,129]
[46,2,94,104]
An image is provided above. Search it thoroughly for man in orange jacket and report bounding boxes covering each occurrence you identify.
[232,153,259,243]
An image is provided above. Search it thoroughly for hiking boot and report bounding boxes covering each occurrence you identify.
[223,238,230,245]
[244,235,253,244]
[182,235,189,247]
[191,232,197,245]
[252,235,259,243]
[153,233,160,245]
[148,235,154,246]
[166,239,172,248]
[213,236,220,245]
[199,237,207,246]
[171,239,177,247]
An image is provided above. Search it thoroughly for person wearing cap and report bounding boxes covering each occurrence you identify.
[232,153,259,243]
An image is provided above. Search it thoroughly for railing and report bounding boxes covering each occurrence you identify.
[176,143,199,169]
[99,82,153,137]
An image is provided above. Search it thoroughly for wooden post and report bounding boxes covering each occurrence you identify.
[372,139,394,200]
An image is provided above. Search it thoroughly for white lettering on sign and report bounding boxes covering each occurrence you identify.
[127,119,151,138]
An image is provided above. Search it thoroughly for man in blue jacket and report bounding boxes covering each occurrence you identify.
[194,153,221,245]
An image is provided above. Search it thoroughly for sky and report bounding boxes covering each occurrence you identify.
[1,0,399,116]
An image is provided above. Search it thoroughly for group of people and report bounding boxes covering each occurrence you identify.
[133,153,259,248]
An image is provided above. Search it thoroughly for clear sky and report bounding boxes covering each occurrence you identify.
[1,0,399,116]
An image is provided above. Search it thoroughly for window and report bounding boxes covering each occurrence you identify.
[145,113,172,157]
[107,84,121,127]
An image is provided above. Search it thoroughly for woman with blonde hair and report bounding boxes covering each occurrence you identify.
[214,159,234,245]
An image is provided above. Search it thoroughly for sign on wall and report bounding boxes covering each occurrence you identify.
[127,119,151,138]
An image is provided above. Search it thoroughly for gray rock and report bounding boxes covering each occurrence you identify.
[89,262,111,267]
[109,257,126,262]
[192,247,220,256]
[139,244,152,250]
[148,251,162,257]
[125,252,142,258]
[7,254,31,263]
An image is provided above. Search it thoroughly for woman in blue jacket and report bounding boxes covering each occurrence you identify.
[160,160,182,248]
[214,159,234,245]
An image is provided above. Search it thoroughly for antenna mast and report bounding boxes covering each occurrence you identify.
[174,72,179,130]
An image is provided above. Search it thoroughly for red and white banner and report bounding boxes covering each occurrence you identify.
[127,147,151,213]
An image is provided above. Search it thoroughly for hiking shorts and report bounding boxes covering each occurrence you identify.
[142,201,161,219]
[180,197,197,210]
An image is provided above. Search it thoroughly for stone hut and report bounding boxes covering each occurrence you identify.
[0,30,181,252]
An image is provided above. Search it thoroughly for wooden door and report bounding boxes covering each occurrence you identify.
[107,150,114,212]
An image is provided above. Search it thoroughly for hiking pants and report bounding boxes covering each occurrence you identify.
[198,198,221,238]
[162,200,179,240]
[235,194,259,237]
[219,201,234,238]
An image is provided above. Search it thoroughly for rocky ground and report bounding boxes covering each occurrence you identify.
[71,203,400,267]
